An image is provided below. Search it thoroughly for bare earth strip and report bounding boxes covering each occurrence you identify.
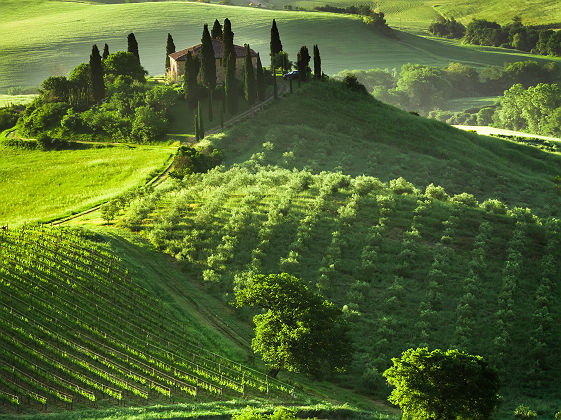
[453,125,561,142]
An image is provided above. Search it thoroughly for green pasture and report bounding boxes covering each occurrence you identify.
[0,94,37,107]
[1,0,558,92]
[0,144,174,226]
[445,96,498,112]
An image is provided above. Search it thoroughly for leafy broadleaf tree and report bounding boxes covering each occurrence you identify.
[166,33,176,71]
[243,44,256,106]
[102,43,110,61]
[235,273,350,377]
[296,46,311,83]
[89,44,105,103]
[383,348,500,420]
[104,51,146,82]
[313,44,321,80]
[183,51,200,108]
[127,32,140,63]
[255,53,265,101]
[211,19,223,40]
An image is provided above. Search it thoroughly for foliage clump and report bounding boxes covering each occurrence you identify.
[235,273,350,377]
[383,347,500,420]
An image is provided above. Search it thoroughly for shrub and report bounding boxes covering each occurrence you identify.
[481,199,507,214]
[19,102,70,135]
[169,146,223,179]
[342,74,368,94]
[514,405,537,419]
[351,175,385,195]
[424,183,449,201]
[451,192,478,207]
[36,133,70,151]
[390,177,418,195]
[0,107,21,131]
[130,106,167,143]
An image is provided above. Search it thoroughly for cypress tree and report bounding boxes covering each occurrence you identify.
[222,18,235,71]
[194,114,200,141]
[297,45,311,83]
[127,32,140,63]
[89,44,105,103]
[255,53,265,101]
[200,24,216,121]
[166,33,176,71]
[270,19,283,64]
[244,44,256,106]
[211,19,223,40]
[184,51,200,108]
[200,24,217,91]
[313,44,321,80]
[198,101,205,139]
[208,91,213,122]
[224,53,238,115]
[102,43,110,61]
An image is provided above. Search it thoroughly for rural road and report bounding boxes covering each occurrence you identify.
[454,125,561,142]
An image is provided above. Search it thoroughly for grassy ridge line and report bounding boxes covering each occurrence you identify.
[1,0,559,91]
[203,80,561,216]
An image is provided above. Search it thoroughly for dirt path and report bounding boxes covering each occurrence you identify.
[454,125,561,142]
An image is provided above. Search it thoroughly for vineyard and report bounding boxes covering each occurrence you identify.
[120,166,561,411]
[0,226,295,414]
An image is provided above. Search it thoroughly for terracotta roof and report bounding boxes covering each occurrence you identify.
[169,39,258,61]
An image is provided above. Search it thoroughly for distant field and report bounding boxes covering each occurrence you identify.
[445,96,498,112]
[0,94,37,107]
[1,0,559,92]
[0,144,174,226]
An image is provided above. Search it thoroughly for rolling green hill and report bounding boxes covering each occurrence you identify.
[1,0,559,92]
[0,225,303,415]
[106,80,561,416]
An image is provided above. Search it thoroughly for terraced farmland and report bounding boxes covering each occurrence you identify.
[0,225,294,413]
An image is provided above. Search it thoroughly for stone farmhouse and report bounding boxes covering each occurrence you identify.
[168,40,258,84]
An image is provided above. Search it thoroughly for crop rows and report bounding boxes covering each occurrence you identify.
[0,226,294,412]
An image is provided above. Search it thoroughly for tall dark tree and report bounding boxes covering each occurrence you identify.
[194,114,200,141]
[127,32,140,63]
[89,44,105,103]
[166,33,176,71]
[200,24,217,91]
[222,18,235,71]
[255,53,265,101]
[313,44,321,80]
[102,43,110,61]
[270,19,283,65]
[183,51,200,108]
[197,100,205,139]
[224,53,238,115]
[297,45,311,83]
[200,24,216,121]
[244,44,256,106]
[211,19,223,40]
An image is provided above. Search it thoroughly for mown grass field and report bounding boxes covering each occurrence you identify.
[0,144,174,226]
[1,0,559,92]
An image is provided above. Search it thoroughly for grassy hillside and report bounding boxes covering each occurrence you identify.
[0,225,304,415]
[205,81,561,217]
[101,81,561,416]
[119,167,561,417]
[0,144,174,226]
[1,0,558,92]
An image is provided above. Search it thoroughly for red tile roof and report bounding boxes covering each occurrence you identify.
[169,39,257,61]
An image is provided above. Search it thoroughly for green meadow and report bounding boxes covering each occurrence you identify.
[1,0,559,92]
[104,81,561,417]
[0,144,174,226]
